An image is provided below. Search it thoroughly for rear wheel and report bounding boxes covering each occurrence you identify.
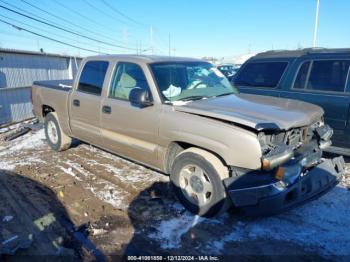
[170,148,230,217]
[44,112,72,151]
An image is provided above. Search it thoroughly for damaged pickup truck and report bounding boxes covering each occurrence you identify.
[32,55,345,217]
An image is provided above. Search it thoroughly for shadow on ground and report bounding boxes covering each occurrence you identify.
[0,169,101,261]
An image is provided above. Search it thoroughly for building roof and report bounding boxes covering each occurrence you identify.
[252,48,350,59]
[0,48,82,59]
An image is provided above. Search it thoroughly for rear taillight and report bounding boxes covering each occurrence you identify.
[30,87,33,104]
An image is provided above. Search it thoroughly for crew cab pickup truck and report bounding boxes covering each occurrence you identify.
[32,55,345,216]
[232,48,350,154]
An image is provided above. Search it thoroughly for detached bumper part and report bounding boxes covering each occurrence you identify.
[225,156,345,216]
[316,124,333,150]
[316,124,333,142]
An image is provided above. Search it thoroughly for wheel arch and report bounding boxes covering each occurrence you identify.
[42,105,55,118]
[164,141,230,178]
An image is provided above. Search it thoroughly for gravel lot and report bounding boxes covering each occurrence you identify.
[0,123,349,261]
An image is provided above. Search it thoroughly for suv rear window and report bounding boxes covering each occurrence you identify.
[294,60,350,92]
[233,61,288,88]
[78,61,109,95]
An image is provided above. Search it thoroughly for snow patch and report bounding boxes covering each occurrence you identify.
[63,160,94,178]
[59,166,82,181]
[59,158,129,210]
[0,130,46,170]
[149,213,206,249]
[89,184,126,209]
[0,130,45,157]
[148,207,223,249]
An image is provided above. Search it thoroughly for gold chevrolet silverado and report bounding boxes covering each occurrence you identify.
[32,55,345,217]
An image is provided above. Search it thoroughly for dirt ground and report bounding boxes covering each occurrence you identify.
[0,123,350,261]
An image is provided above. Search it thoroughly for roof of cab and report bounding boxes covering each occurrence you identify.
[85,54,204,64]
[251,48,350,60]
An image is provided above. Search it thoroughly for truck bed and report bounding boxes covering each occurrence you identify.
[33,79,73,91]
[32,79,72,130]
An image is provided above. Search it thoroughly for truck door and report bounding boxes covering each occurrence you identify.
[69,60,109,144]
[280,58,350,133]
[100,61,159,167]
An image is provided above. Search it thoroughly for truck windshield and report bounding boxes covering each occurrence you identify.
[150,62,238,103]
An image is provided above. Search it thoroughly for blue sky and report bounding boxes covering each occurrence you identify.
[0,0,348,58]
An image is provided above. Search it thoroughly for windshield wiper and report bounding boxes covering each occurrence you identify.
[179,96,208,101]
[215,92,234,97]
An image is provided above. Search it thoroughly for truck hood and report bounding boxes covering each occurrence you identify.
[173,93,324,131]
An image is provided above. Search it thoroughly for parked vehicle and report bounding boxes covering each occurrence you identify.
[217,63,238,81]
[232,48,350,153]
[32,55,345,216]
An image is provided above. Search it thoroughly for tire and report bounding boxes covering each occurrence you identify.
[44,112,72,152]
[170,148,231,217]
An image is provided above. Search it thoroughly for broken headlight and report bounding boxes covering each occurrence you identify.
[261,143,294,171]
[258,131,294,170]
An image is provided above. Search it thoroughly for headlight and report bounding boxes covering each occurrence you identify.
[261,144,294,171]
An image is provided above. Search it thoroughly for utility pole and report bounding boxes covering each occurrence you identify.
[168,33,171,56]
[150,26,154,55]
[123,27,128,47]
[313,0,320,48]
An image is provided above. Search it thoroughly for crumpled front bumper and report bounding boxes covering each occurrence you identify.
[224,156,346,216]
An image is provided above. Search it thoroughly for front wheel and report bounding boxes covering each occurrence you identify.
[170,148,230,217]
[44,112,72,152]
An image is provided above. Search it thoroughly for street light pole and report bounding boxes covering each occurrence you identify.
[168,33,171,56]
[313,0,320,48]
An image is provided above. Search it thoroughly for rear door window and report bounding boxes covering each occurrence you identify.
[233,61,288,88]
[78,61,109,95]
[293,61,311,89]
[305,60,350,92]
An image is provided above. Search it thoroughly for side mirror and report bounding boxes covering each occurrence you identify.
[129,88,153,108]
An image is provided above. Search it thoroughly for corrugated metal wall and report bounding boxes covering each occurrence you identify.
[0,87,33,124]
[0,51,81,125]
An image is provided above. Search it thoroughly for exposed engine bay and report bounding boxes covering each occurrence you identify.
[258,119,333,170]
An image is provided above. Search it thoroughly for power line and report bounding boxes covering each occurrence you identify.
[50,0,120,33]
[0,17,107,54]
[100,0,146,27]
[1,0,86,37]
[0,13,126,53]
[83,0,130,25]
[1,0,133,47]
[20,0,128,45]
[0,3,136,50]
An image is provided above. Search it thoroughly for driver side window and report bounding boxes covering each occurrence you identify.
[109,62,150,100]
